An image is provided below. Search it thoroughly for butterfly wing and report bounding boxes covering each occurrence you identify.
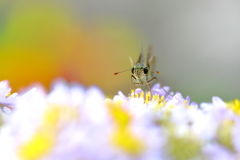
[129,56,135,67]
[146,45,156,78]
[136,47,145,64]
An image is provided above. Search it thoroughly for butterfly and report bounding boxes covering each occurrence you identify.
[114,46,172,96]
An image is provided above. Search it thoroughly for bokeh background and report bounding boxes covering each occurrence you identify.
[1,0,240,103]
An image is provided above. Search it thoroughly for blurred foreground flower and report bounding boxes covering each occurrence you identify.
[0,79,240,160]
[0,81,18,113]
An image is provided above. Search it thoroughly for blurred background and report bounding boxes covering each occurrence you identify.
[0,0,240,103]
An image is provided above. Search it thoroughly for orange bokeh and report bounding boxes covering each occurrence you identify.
[0,1,140,94]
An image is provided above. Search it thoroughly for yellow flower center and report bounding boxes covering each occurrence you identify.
[110,129,145,155]
[167,133,201,160]
[105,99,145,155]
[18,131,55,160]
[18,104,78,160]
[130,90,166,105]
[226,99,240,115]
[217,119,235,151]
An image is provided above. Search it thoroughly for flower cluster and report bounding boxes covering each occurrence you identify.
[0,79,240,160]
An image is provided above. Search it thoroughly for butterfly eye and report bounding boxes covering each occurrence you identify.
[144,68,148,74]
[131,68,134,74]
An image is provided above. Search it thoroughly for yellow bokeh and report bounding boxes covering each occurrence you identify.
[0,0,140,94]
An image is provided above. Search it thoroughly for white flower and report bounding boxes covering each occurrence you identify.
[0,80,18,113]
[1,79,240,160]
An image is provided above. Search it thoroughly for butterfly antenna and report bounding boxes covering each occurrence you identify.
[149,69,161,74]
[113,68,132,75]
